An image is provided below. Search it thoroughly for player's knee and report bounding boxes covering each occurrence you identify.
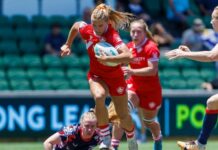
[93,92,107,102]
[143,118,156,128]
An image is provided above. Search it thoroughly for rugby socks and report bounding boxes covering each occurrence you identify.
[99,124,111,148]
[99,124,110,137]
[125,126,135,139]
[152,131,162,141]
[111,138,120,150]
[153,132,162,150]
[154,140,162,150]
[197,109,218,145]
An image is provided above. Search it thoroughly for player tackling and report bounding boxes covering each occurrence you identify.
[43,111,101,150]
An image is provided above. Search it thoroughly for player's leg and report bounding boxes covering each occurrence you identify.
[108,91,138,122]
[138,89,162,150]
[142,108,162,150]
[107,76,138,150]
[111,94,138,150]
[111,123,124,150]
[108,100,126,150]
[198,94,218,145]
[89,77,109,126]
[88,76,111,149]
[108,101,135,150]
[109,90,139,149]
[178,94,218,150]
[137,107,147,143]
[111,94,134,135]
[108,101,123,150]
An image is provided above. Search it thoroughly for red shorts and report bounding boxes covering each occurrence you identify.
[127,79,162,110]
[88,72,127,96]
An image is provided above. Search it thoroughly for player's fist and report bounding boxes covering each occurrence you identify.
[61,44,71,56]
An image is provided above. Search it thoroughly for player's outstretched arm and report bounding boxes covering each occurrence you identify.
[43,133,61,150]
[60,21,82,56]
[165,44,218,62]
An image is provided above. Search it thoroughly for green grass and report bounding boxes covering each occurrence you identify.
[0,140,218,150]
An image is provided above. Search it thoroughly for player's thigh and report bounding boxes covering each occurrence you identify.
[89,77,109,100]
[207,93,218,110]
[141,108,159,120]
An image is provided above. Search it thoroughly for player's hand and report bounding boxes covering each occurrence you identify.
[95,50,110,65]
[96,54,109,66]
[60,44,71,56]
[165,49,184,60]
[122,66,133,77]
[165,45,190,60]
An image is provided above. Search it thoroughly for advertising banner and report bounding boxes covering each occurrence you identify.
[0,91,217,138]
[0,96,95,138]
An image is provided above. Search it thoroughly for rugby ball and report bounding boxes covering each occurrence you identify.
[94,41,119,67]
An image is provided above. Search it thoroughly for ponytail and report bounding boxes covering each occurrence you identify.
[91,3,135,30]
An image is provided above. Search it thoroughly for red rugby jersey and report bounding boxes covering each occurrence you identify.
[127,39,161,90]
[79,23,124,78]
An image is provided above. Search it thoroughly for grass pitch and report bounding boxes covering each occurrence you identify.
[0,140,218,150]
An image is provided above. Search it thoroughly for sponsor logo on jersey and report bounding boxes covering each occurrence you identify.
[149,102,156,109]
[132,57,146,64]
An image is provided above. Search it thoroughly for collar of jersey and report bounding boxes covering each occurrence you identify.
[134,37,147,52]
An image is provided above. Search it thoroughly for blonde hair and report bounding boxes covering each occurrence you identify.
[80,111,97,124]
[130,19,157,43]
[213,6,218,13]
[91,3,135,30]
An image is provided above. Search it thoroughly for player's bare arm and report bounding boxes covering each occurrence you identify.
[131,61,159,76]
[113,43,133,64]
[43,133,61,150]
[61,21,83,56]
[166,44,218,62]
[96,43,133,64]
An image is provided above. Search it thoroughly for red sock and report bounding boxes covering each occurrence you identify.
[98,124,110,137]
[125,126,135,139]
[111,138,120,148]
